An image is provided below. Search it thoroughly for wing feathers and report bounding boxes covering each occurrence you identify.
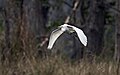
[68,25,87,46]
[47,28,64,49]
[73,27,87,46]
[47,24,87,49]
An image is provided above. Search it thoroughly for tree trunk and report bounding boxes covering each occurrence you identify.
[114,0,120,63]
[86,0,105,57]
[1,0,47,62]
[23,0,46,36]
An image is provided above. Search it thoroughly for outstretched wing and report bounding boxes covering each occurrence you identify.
[71,26,87,46]
[47,28,64,49]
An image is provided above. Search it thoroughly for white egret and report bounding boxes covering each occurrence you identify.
[47,24,87,49]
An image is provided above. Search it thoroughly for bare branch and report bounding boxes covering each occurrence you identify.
[65,0,80,23]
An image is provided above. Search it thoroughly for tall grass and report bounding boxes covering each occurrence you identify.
[1,54,120,75]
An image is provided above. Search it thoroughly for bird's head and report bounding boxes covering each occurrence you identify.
[60,24,75,33]
[58,24,68,32]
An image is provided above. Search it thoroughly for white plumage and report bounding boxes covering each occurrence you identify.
[47,24,87,49]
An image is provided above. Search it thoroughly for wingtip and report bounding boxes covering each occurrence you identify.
[84,42,87,46]
[47,46,52,49]
[84,44,87,46]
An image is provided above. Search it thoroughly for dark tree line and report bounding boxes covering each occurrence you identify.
[0,0,119,62]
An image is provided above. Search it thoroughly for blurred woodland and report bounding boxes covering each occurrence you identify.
[0,0,120,75]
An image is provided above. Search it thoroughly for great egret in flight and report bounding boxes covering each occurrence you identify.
[47,24,87,49]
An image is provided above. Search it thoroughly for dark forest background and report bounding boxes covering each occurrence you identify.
[0,0,120,75]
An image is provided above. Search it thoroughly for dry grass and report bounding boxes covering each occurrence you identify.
[1,55,120,75]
